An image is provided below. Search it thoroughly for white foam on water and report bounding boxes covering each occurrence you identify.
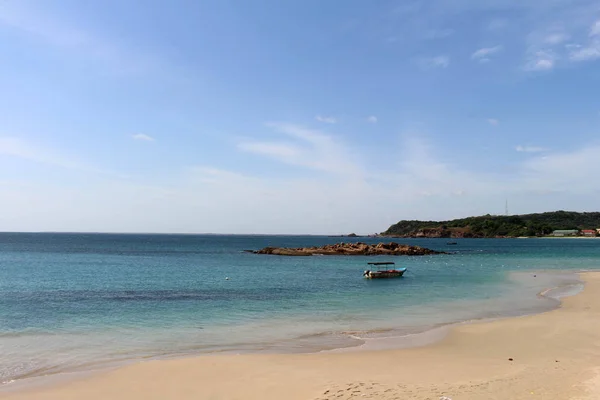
[324,270,584,354]
[0,269,587,390]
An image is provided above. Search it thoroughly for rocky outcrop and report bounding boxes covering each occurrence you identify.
[249,242,444,256]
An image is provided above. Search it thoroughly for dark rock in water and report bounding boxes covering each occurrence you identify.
[250,242,445,256]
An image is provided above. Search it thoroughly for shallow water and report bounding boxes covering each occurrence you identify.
[0,234,598,384]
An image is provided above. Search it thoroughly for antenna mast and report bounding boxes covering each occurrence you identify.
[505,199,509,216]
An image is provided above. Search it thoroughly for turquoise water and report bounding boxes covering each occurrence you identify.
[1,233,599,384]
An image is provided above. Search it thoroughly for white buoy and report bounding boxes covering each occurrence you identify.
[225,277,229,280]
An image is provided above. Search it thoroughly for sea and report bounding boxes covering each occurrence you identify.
[1,233,599,386]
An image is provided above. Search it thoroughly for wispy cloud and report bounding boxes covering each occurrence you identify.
[565,19,600,62]
[525,59,555,71]
[524,51,556,71]
[487,19,508,31]
[381,0,600,73]
[132,134,155,142]
[471,46,502,63]
[516,145,547,153]
[521,145,599,186]
[237,142,299,159]
[237,123,360,176]
[0,2,162,75]
[431,56,450,68]
[176,142,600,230]
[187,167,257,185]
[367,116,378,124]
[425,29,454,39]
[315,115,337,124]
[544,33,569,45]
[487,118,499,126]
[419,55,449,69]
[569,44,600,61]
[0,137,82,169]
[590,20,600,36]
[0,137,122,176]
[4,135,600,234]
[523,16,600,70]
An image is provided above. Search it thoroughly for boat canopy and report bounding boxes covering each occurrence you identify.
[366,262,398,271]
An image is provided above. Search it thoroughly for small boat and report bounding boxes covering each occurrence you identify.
[446,241,457,245]
[363,262,407,279]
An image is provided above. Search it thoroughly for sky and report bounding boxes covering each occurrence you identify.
[1,0,600,234]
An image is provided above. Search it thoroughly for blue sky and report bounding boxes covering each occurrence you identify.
[1,0,600,234]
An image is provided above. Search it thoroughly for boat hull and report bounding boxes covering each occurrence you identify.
[364,269,406,279]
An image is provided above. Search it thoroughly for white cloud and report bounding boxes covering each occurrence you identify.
[569,42,600,61]
[471,46,502,61]
[425,29,454,39]
[544,33,569,45]
[0,5,88,48]
[419,55,449,69]
[523,32,558,71]
[237,142,299,159]
[487,19,508,31]
[382,0,600,73]
[519,145,600,194]
[367,116,378,124]
[187,167,257,185]
[565,20,600,62]
[315,115,337,124]
[3,132,600,234]
[237,123,361,176]
[0,137,122,176]
[516,145,547,153]
[522,13,600,71]
[0,137,79,169]
[532,59,554,70]
[523,20,600,67]
[487,118,499,126]
[431,56,449,68]
[0,2,163,75]
[525,59,554,71]
[524,50,556,71]
[0,137,42,161]
[590,20,600,36]
[132,134,155,142]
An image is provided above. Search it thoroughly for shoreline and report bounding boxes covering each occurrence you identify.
[326,272,584,354]
[0,270,581,391]
[2,271,599,399]
[380,235,600,239]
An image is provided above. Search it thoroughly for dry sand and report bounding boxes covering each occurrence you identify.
[4,272,600,400]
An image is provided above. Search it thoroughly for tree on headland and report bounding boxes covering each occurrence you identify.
[383,211,600,238]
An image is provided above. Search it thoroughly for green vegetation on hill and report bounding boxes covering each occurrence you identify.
[383,211,600,238]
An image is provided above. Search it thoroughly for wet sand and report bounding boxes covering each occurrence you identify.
[3,272,600,400]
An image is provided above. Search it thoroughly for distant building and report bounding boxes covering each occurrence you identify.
[582,230,597,237]
[552,229,579,237]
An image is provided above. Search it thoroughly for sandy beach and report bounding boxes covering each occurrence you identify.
[3,272,600,400]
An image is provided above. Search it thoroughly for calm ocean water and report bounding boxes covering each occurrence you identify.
[1,233,599,384]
